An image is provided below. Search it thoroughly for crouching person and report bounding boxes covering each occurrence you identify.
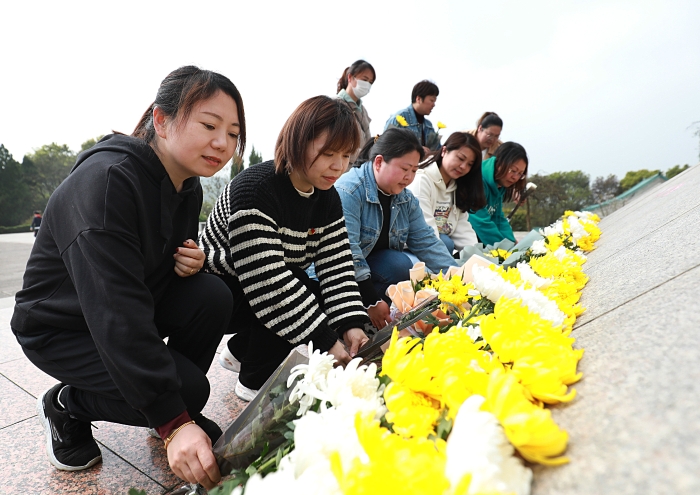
[199,96,370,402]
[11,66,244,490]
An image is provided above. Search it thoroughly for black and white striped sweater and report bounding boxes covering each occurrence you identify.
[199,161,369,351]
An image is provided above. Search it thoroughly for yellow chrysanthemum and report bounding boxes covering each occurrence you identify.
[489,249,511,260]
[482,369,570,465]
[437,121,447,129]
[545,234,563,251]
[331,414,454,495]
[384,382,441,438]
[480,298,583,404]
[396,115,409,127]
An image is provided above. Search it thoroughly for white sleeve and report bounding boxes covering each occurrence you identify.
[449,210,479,251]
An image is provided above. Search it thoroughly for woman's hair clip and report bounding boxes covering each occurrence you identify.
[374,134,380,143]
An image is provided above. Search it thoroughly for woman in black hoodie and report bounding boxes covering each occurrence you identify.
[11,66,244,490]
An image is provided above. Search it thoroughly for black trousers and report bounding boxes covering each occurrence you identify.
[21,274,232,427]
[220,267,328,390]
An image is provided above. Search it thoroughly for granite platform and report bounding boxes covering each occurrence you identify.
[533,165,700,495]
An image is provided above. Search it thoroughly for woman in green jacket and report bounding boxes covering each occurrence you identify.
[467,142,528,245]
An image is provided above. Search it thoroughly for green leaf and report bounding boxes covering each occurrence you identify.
[128,490,147,495]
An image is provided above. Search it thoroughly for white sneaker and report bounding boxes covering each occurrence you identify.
[234,380,259,402]
[219,347,241,373]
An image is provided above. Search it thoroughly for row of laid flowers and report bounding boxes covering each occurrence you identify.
[211,210,602,495]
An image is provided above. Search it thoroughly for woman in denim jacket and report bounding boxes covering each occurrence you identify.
[335,128,457,329]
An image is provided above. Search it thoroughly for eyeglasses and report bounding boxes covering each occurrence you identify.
[507,167,526,179]
[482,130,500,140]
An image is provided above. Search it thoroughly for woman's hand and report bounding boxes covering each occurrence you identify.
[327,340,352,367]
[166,423,221,490]
[174,239,205,277]
[343,327,369,358]
[367,301,391,330]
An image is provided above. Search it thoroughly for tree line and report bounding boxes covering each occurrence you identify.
[509,164,690,230]
[0,137,691,231]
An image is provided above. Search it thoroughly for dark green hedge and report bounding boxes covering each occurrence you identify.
[0,223,32,234]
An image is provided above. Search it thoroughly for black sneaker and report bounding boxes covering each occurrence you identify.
[37,384,102,471]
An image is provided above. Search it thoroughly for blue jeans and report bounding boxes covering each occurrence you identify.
[439,233,455,254]
[366,249,414,302]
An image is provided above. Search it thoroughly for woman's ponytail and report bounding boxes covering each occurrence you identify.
[337,67,350,94]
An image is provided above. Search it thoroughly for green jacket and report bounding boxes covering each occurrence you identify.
[467,157,515,245]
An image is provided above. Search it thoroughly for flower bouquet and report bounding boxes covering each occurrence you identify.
[206,211,601,495]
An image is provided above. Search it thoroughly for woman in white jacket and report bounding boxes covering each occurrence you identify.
[408,132,486,253]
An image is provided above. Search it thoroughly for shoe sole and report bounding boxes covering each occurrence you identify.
[36,390,102,472]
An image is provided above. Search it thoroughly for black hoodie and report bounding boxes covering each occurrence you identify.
[12,134,202,427]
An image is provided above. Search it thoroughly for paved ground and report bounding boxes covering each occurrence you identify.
[533,165,700,495]
[0,232,35,304]
[0,232,248,494]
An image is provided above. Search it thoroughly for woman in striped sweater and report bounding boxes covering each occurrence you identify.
[200,96,370,401]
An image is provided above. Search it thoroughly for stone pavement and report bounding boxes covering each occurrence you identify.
[533,165,700,494]
[0,232,249,494]
[0,232,35,303]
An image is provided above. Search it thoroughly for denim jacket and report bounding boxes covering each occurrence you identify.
[384,105,440,150]
[335,162,457,282]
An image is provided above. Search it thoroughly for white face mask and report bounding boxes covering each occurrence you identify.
[353,79,372,99]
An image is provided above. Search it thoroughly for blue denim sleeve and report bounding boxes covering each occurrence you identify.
[404,194,457,274]
[384,115,398,131]
[336,185,372,282]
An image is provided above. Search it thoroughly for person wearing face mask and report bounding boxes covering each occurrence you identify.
[408,132,486,254]
[336,60,376,163]
[466,112,504,160]
[468,142,529,246]
[385,80,441,154]
[200,96,370,402]
[335,128,457,330]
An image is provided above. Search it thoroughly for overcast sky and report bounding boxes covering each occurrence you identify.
[1,0,699,181]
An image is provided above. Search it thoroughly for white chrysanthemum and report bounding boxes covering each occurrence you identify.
[471,265,520,302]
[445,395,532,495]
[290,407,368,478]
[472,265,565,327]
[287,342,335,416]
[566,215,588,242]
[322,358,386,416]
[552,245,586,262]
[515,262,551,289]
[530,238,548,255]
[237,457,342,495]
[540,219,564,237]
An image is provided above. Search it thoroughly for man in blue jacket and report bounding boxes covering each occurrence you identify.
[385,80,441,152]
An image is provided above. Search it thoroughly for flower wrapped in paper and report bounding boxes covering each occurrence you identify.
[212,346,309,475]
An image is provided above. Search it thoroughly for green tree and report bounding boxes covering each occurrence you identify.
[26,143,77,203]
[591,174,621,204]
[249,146,263,166]
[200,173,230,221]
[0,144,34,226]
[80,135,105,152]
[525,171,592,228]
[666,164,689,179]
[230,154,244,180]
[619,169,660,192]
